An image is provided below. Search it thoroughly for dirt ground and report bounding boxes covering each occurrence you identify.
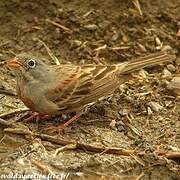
[0,0,179,179]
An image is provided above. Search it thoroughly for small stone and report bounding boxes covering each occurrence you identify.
[124,96,134,103]
[139,69,149,78]
[167,77,180,90]
[137,43,147,52]
[147,101,163,112]
[122,34,129,43]
[117,124,125,132]
[0,103,3,112]
[119,109,128,116]
[177,28,180,37]
[111,32,119,41]
[71,40,82,47]
[161,45,172,51]
[17,158,25,165]
[76,172,85,177]
[155,37,163,50]
[162,68,172,78]
[164,101,173,108]
[119,84,128,92]
[167,64,176,72]
[98,20,110,30]
[116,121,125,132]
[161,79,169,86]
[147,106,153,115]
[84,24,98,31]
[109,119,116,129]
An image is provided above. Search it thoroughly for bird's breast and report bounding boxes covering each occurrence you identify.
[16,84,36,111]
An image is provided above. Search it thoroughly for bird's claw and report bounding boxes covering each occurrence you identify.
[23,112,52,123]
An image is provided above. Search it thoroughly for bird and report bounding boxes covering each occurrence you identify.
[6,52,176,133]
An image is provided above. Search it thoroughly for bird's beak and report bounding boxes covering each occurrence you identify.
[6,57,23,69]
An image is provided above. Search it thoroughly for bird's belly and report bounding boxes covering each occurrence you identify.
[17,85,36,111]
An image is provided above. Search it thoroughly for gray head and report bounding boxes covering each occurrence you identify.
[6,53,52,82]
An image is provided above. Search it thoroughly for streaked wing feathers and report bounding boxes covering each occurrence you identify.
[47,64,122,112]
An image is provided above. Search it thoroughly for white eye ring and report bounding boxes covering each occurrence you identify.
[27,59,36,68]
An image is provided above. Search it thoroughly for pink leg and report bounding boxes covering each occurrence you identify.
[23,112,52,123]
[44,113,81,133]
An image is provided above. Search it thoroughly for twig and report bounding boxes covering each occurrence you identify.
[46,18,72,34]
[4,127,33,135]
[94,44,107,51]
[165,152,180,160]
[37,38,60,65]
[110,46,130,51]
[124,114,143,138]
[158,151,180,161]
[132,0,143,16]
[0,107,29,118]
[155,132,166,140]
[82,10,93,18]
[36,133,136,156]
[0,118,32,135]
[0,61,6,66]
[136,172,145,180]
[54,144,76,156]
[126,123,143,138]
[0,118,16,127]
[0,89,16,96]
[0,40,10,47]
[2,128,137,156]
[31,159,58,179]
[130,154,145,166]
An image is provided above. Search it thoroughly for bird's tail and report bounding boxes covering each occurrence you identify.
[121,52,176,74]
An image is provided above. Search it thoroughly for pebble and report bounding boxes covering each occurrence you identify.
[176,57,180,65]
[0,104,3,113]
[119,84,128,93]
[147,106,153,115]
[98,20,110,30]
[164,101,173,108]
[122,34,129,43]
[109,119,116,130]
[111,32,119,41]
[139,69,149,78]
[137,43,147,52]
[117,123,125,132]
[167,64,176,72]
[71,40,82,47]
[147,101,163,112]
[167,76,180,90]
[84,24,98,31]
[155,37,163,50]
[162,68,172,78]
[119,109,129,116]
[161,45,172,51]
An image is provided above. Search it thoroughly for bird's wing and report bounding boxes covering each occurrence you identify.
[45,52,175,113]
[45,64,128,112]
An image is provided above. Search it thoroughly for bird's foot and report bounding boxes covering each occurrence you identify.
[23,112,51,123]
[44,113,81,134]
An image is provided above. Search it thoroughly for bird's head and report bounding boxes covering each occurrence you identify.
[6,54,51,82]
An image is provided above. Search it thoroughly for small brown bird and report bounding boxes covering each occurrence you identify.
[6,52,176,132]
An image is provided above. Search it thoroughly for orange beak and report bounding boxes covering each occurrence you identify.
[6,58,23,69]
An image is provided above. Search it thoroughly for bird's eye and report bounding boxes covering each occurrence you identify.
[27,59,36,68]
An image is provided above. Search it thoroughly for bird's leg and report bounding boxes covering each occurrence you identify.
[22,112,39,123]
[44,113,81,133]
[23,112,52,123]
